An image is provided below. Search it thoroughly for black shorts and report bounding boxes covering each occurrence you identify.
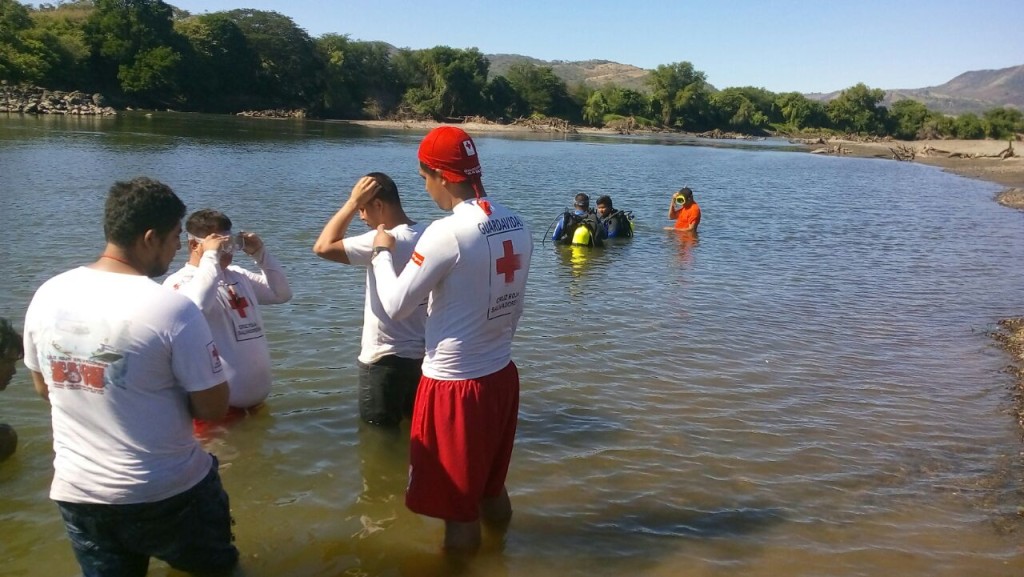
[357,355,423,427]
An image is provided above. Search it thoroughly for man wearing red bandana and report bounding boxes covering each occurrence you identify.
[371,126,533,551]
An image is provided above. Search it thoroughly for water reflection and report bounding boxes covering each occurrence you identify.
[3,115,1024,577]
[669,229,699,267]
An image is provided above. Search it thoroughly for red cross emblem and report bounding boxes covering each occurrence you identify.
[495,240,522,283]
[227,285,250,318]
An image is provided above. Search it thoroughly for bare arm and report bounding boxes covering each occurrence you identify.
[313,176,381,264]
[31,370,48,402]
[188,382,230,421]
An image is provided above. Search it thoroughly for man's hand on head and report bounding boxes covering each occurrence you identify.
[348,176,381,208]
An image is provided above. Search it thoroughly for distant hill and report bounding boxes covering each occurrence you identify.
[400,46,1020,115]
[486,54,652,92]
[805,64,1024,115]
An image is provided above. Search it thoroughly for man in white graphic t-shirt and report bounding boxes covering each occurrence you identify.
[371,126,533,551]
[313,172,426,427]
[165,209,292,434]
[23,177,238,576]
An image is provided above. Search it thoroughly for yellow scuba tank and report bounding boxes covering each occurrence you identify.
[571,224,592,246]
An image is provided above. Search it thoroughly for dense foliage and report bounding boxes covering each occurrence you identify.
[3,0,1022,140]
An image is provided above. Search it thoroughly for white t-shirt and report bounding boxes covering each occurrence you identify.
[23,267,225,504]
[344,223,427,364]
[372,198,533,380]
[164,248,292,408]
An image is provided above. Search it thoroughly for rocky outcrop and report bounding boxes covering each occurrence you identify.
[0,83,116,115]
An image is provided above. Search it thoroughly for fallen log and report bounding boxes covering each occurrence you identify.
[889,144,916,161]
[997,140,1015,159]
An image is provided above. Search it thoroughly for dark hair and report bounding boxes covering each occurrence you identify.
[185,209,233,237]
[574,193,590,208]
[419,161,439,176]
[366,172,401,205]
[104,177,186,247]
[0,318,23,361]
[596,195,613,209]
[678,187,693,200]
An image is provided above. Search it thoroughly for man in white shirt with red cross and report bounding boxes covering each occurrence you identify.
[371,126,533,552]
[165,209,292,434]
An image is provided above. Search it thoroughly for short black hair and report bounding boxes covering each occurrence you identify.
[365,172,401,205]
[0,318,23,361]
[574,193,590,208]
[596,195,613,209]
[186,209,233,237]
[104,177,186,247]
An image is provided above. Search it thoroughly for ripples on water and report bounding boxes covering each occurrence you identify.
[1,114,1024,576]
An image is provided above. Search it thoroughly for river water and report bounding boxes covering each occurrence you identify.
[1,113,1023,577]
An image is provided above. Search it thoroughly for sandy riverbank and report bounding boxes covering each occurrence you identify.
[819,137,1024,202]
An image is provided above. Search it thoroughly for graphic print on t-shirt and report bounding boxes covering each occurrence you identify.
[45,320,126,394]
[482,215,527,319]
[220,281,264,342]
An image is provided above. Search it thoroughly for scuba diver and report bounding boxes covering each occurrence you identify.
[550,193,607,247]
[595,195,634,238]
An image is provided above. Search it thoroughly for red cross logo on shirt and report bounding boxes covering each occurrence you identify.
[226,285,250,318]
[495,240,522,284]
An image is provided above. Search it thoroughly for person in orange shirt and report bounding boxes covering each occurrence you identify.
[667,187,701,232]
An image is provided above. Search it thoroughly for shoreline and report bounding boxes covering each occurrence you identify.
[341,119,1024,204]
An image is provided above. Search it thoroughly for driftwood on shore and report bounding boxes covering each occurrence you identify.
[889,144,916,161]
[997,140,1016,159]
[510,116,577,134]
[236,109,306,119]
[696,129,764,140]
[810,144,850,156]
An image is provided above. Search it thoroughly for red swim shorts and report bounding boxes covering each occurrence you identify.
[193,403,265,438]
[406,361,520,522]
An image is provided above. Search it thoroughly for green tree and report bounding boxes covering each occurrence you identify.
[582,90,608,125]
[710,87,776,132]
[175,13,258,111]
[982,107,1024,139]
[504,62,571,118]
[0,0,53,83]
[84,0,185,105]
[920,113,957,139]
[887,99,932,140]
[315,35,404,119]
[826,83,888,135]
[953,112,985,139]
[483,75,526,120]
[220,9,322,111]
[604,86,649,118]
[399,46,489,119]
[646,61,709,129]
[25,1,93,89]
[774,92,826,130]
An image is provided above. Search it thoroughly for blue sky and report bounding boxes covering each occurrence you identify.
[164,0,1024,94]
